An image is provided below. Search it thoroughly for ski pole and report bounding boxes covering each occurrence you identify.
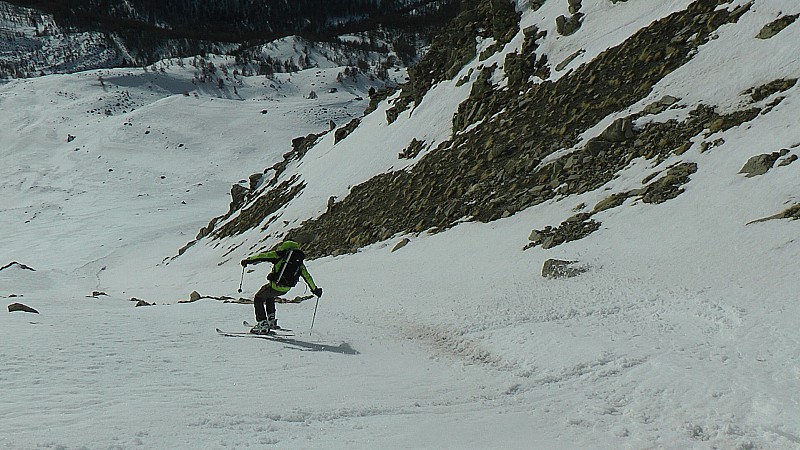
[237,266,245,293]
[309,295,320,335]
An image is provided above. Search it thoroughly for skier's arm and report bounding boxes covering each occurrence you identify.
[300,264,318,291]
[242,251,280,266]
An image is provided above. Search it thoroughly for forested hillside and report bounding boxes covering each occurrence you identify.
[3,0,459,41]
[1,0,458,79]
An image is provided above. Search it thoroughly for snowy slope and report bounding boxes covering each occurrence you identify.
[2,0,800,449]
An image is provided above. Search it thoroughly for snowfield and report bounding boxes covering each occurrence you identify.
[2,0,800,448]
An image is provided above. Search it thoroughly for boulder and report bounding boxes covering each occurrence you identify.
[778,154,797,167]
[0,261,35,271]
[556,13,584,36]
[229,184,249,213]
[541,259,588,279]
[248,173,262,190]
[8,303,39,314]
[598,117,636,142]
[643,95,680,115]
[739,151,786,177]
[391,238,410,252]
[131,297,154,307]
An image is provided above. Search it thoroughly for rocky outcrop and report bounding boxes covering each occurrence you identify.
[177,130,326,257]
[640,162,698,204]
[745,78,798,102]
[526,214,601,250]
[284,1,752,257]
[530,0,546,11]
[364,87,397,116]
[229,184,250,214]
[334,118,361,144]
[214,176,306,239]
[399,139,425,159]
[756,14,799,39]
[385,0,520,123]
[205,1,760,258]
[747,204,800,225]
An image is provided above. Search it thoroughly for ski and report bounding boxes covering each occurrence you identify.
[242,320,292,333]
[216,328,295,338]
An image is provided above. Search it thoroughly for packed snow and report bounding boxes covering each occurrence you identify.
[2,0,800,448]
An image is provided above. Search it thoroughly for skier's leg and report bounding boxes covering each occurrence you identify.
[253,285,270,322]
[266,295,279,328]
[253,299,267,322]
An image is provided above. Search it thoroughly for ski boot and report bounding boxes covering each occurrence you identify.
[250,320,271,334]
[267,314,281,331]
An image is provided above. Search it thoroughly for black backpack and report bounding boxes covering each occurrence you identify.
[273,249,305,287]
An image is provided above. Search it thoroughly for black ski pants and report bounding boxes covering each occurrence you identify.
[253,284,281,322]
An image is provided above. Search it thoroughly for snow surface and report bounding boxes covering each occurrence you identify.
[2,0,800,448]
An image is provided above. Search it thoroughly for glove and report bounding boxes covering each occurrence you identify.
[312,287,323,297]
[240,259,249,267]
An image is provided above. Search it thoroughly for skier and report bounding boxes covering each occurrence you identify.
[241,240,322,334]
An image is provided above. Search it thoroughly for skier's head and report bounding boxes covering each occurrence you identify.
[277,240,300,251]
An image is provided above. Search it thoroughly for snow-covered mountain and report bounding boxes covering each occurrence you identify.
[2,0,799,448]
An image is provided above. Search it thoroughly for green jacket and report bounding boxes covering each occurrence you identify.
[243,241,317,294]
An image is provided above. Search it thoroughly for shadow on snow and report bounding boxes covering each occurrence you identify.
[217,329,359,355]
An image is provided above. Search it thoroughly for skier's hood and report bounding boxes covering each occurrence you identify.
[278,240,300,251]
